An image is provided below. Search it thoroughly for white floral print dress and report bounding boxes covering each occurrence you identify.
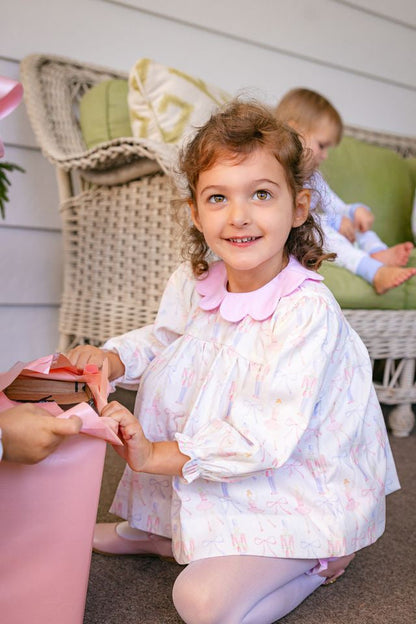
[104,257,400,565]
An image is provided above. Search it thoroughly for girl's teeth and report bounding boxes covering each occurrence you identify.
[230,237,255,242]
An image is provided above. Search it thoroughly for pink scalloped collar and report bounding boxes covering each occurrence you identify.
[195,256,323,322]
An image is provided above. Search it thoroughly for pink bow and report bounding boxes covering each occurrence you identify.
[0,75,24,158]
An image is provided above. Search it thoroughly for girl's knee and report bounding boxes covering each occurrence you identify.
[172,568,227,624]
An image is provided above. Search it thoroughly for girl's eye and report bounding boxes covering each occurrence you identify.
[254,190,271,201]
[209,194,226,203]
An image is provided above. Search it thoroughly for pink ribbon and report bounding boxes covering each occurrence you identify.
[0,75,24,158]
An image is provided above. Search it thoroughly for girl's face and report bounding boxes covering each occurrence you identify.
[302,118,339,167]
[190,148,309,293]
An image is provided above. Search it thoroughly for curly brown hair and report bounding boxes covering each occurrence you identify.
[175,98,334,276]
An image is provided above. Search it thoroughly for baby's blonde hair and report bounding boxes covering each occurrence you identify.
[274,88,343,144]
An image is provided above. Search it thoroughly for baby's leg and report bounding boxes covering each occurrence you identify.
[172,555,324,624]
[371,242,414,267]
[322,225,368,274]
[355,230,387,255]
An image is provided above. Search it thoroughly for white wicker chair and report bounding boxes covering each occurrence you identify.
[20,53,416,437]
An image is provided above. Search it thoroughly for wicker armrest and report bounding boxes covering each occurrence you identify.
[20,54,175,176]
[343,125,416,158]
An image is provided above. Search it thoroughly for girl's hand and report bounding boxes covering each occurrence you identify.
[101,401,153,472]
[65,345,125,380]
[353,205,374,232]
[101,401,190,476]
[339,216,356,242]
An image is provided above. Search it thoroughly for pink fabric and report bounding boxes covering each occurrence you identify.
[196,256,323,322]
[0,354,120,624]
[0,75,23,158]
[0,435,106,624]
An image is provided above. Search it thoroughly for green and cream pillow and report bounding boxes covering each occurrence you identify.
[128,58,230,145]
[80,79,131,148]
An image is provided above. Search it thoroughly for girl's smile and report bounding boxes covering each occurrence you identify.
[190,148,309,293]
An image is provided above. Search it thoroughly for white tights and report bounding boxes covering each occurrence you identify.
[172,555,324,624]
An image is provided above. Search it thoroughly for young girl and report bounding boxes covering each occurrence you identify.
[68,100,399,624]
[275,87,416,295]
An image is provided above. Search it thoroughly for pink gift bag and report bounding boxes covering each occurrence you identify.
[0,354,122,624]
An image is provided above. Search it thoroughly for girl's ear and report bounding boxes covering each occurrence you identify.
[189,200,203,232]
[293,189,310,227]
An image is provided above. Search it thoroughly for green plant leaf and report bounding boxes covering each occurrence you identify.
[0,161,26,219]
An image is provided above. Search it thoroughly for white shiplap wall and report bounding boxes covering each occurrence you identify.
[0,55,61,370]
[0,0,415,370]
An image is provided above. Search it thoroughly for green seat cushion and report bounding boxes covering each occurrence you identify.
[407,157,416,182]
[79,79,131,148]
[319,248,416,310]
[320,136,415,246]
[319,136,416,309]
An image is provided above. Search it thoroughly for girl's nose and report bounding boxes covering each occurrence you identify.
[229,200,250,226]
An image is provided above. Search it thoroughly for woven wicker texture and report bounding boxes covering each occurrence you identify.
[20,53,416,435]
[59,173,181,346]
[344,310,416,415]
[343,310,416,359]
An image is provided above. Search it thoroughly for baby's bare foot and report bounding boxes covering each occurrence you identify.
[373,266,416,295]
[371,242,414,266]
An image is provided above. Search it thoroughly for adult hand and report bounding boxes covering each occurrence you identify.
[0,404,82,464]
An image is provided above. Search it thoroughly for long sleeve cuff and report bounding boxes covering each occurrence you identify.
[356,255,383,284]
[175,425,265,484]
[348,202,371,220]
[176,431,239,484]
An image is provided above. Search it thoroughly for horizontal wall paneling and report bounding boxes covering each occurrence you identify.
[0,307,60,370]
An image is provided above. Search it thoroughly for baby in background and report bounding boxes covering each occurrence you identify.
[275,87,416,294]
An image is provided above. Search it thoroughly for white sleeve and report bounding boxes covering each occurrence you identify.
[309,173,350,230]
[324,185,350,218]
[104,263,197,386]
